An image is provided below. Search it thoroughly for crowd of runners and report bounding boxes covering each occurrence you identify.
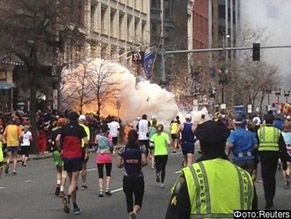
[1,109,290,218]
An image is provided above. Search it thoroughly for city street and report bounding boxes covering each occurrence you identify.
[0,150,290,219]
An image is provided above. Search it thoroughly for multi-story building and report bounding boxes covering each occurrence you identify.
[0,0,151,111]
[83,0,150,65]
[211,0,240,108]
[150,0,189,84]
[192,0,209,98]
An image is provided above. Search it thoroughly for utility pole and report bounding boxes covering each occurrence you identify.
[160,0,166,82]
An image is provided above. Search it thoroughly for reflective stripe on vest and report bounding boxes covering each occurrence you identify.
[183,159,253,218]
[258,127,280,151]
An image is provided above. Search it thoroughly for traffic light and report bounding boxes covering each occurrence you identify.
[252,43,260,61]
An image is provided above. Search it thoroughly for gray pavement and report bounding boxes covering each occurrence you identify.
[0,149,290,219]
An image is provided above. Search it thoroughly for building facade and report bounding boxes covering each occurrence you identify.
[83,0,150,65]
[150,0,189,84]
[191,0,209,106]
[211,0,240,108]
[1,0,151,112]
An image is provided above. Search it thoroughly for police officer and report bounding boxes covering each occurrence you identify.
[165,121,254,219]
[257,113,287,209]
[226,114,258,175]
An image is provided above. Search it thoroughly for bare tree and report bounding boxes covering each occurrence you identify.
[59,63,96,114]
[0,0,85,153]
[60,58,124,119]
[87,59,123,118]
[230,23,281,113]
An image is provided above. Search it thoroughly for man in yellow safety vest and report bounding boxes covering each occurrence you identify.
[165,120,254,219]
[257,113,287,209]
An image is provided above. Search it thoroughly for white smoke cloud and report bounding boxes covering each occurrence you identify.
[60,58,179,127]
[240,0,291,87]
[60,58,212,129]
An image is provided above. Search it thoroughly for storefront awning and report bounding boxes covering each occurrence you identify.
[0,83,15,90]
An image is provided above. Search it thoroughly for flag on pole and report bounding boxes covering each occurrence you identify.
[143,51,155,79]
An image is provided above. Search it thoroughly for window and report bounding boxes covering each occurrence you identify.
[90,4,97,31]
[110,9,116,37]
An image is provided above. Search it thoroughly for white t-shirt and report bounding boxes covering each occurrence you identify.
[108,121,120,137]
[21,130,32,146]
[138,119,149,140]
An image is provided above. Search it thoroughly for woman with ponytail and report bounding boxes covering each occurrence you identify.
[150,124,171,188]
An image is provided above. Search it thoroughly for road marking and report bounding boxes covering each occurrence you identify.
[25,180,32,183]
[112,187,123,193]
[174,170,182,174]
[0,186,5,190]
[87,168,97,172]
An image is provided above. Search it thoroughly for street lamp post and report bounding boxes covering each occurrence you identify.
[131,45,146,76]
[284,90,290,103]
[218,68,231,104]
[265,85,272,105]
[275,87,281,104]
[131,45,146,87]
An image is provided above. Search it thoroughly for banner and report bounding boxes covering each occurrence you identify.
[143,52,155,79]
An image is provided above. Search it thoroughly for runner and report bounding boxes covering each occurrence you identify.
[176,114,196,167]
[95,125,113,197]
[56,111,88,215]
[48,117,67,198]
[0,133,4,180]
[20,125,32,167]
[3,117,22,175]
[150,124,171,188]
[78,115,90,190]
[117,130,147,219]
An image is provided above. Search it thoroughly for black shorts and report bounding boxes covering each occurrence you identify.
[63,158,83,172]
[181,142,195,155]
[112,137,118,146]
[138,140,149,147]
[21,146,30,157]
[171,134,178,140]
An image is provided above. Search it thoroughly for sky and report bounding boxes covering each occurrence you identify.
[240,0,291,88]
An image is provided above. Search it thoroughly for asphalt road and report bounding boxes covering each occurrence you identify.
[0,150,290,219]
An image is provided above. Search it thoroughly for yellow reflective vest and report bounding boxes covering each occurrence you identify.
[257,126,280,152]
[80,124,90,148]
[181,158,254,218]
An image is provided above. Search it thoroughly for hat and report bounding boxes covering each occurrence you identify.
[195,120,230,143]
[69,111,79,121]
[252,117,261,126]
[233,114,244,124]
[79,114,86,121]
[185,114,192,119]
[57,118,66,126]
[151,115,156,119]
[287,115,291,120]
[264,113,275,124]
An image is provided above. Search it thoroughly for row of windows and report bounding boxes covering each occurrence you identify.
[90,3,148,43]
